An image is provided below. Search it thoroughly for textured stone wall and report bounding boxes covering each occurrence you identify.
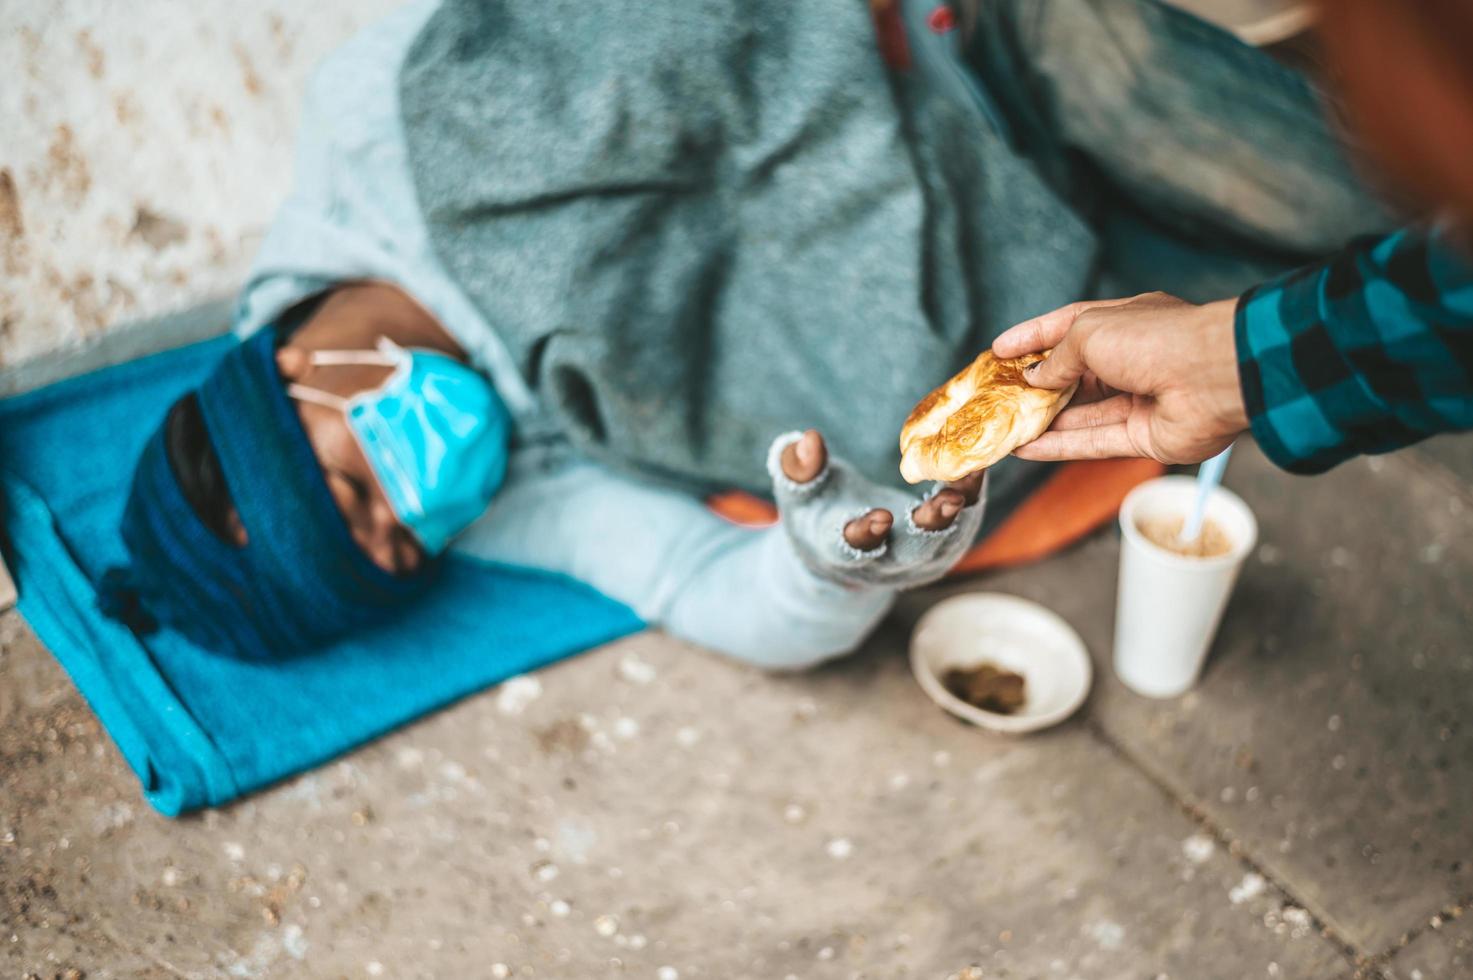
[0,0,400,368]
[0,0,1297,370]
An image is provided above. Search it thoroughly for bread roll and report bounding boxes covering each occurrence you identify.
[898,350,1076,483]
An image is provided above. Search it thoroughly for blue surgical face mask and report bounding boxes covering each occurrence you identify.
[288,338,511,554]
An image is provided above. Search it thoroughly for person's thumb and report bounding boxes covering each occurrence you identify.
[1022,318,1092,390]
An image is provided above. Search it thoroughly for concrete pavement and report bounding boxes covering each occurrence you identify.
[3,437,1469,979]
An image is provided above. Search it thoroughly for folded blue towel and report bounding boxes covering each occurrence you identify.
[0,337,643,815]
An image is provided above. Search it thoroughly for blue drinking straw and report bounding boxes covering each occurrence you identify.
[1181,443,1234,543]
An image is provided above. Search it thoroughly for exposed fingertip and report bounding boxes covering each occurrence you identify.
[779,442,800,478]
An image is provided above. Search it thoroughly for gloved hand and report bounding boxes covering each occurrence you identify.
[767,430,986,590]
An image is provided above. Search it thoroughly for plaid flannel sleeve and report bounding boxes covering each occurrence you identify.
[1235,225,1473,474]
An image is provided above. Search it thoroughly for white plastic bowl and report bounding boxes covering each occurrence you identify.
[909,592,1093,734]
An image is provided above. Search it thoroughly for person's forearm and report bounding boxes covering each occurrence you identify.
[453,452,894,671]
[990,226,1473,471]
[1236,226,1473,473]
[659,526,895,671]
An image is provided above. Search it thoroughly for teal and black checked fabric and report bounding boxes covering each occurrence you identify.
[1236,225,1473,474]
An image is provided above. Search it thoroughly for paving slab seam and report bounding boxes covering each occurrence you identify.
[5,859,200,978]
[93,921,201,980]
[1081,717,1375,977]
[1372,893,1471,977]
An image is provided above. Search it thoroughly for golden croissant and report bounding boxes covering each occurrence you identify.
[898,349,1077,484]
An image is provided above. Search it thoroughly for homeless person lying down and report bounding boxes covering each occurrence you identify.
[102,0,1386,668]
[126,281,985,669]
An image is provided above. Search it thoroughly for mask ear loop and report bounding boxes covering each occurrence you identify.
[286,384,351,411]
[303,349,400,368]
[284,339,405,407]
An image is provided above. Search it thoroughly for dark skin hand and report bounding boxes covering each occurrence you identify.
[779,429,984,550]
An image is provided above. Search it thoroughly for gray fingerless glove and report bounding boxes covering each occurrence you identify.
[766,431,987,590]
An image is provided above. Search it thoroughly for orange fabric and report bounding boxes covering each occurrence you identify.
[706,456,1166,573]
[946,457,1164,572]
[705,490,785,528]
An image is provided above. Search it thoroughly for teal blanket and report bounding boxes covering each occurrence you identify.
[0,339,641,815]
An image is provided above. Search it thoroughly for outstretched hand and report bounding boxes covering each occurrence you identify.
[779,430,982,550]
[767,429,987,591]
[991,292,1250,465]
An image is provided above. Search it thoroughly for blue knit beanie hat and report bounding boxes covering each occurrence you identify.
[102,327,434,659]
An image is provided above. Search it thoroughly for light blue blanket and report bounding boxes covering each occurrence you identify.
[0,338,642,815]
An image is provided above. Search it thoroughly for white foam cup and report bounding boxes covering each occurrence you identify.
[1113,476,1258,699]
